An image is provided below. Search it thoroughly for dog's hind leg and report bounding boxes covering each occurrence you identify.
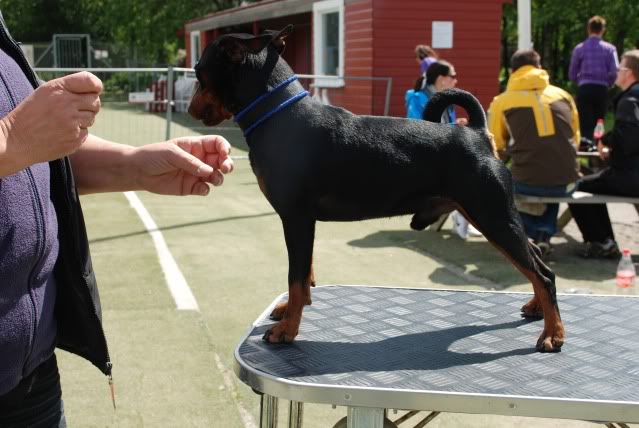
[263,216,315,344]
[455,165,564,352]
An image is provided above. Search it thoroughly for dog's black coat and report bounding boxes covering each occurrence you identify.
[190,26,564,351]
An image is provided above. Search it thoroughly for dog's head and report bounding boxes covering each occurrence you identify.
[188,25,294,126]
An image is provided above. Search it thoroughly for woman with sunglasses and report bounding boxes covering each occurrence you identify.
[421,60,468,125]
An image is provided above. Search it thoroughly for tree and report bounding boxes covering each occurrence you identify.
[0,0,255,65]
[502,0,639,90]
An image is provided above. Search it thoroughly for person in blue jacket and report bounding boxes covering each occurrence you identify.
[405,60,477,239]
[405,60,467,125]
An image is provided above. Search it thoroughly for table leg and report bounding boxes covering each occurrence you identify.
[288,401,304,428]
[260,394,279,428]
[557,208,573,232]
[347,406,384,428]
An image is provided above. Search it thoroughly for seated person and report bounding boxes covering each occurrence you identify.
[569,50,639,258]
[488,49,580,258]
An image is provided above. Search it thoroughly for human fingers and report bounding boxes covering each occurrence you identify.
[77,111,97,129]
[168,144,215,177]
[59,71,103,94]
[203,135,234,173]
[204,153,234,173]
[201,135,231,158]
[75,93,101,113]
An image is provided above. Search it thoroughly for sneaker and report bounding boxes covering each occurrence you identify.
[451,211,468,240]
[467,223,483,238]
[534,231,553,260]
[579,239,622,259]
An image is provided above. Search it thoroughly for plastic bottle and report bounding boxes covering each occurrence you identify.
[615,248,636,295]
[593,118,605,140]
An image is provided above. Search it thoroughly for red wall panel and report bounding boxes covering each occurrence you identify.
[372,0,507,116]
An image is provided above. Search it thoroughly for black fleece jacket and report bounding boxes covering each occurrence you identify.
[603,81,639,171]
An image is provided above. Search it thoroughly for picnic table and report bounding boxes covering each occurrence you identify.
[234,285,639,428]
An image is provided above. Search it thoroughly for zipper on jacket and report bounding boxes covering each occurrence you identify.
[57,160,114,387]
[534,91,550,136]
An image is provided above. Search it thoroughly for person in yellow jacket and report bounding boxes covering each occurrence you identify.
[488,49,581,258]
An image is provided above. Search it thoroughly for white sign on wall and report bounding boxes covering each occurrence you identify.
[432,21,453,49]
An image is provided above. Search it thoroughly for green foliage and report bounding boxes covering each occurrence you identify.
[0,0,255,65]
[503,0,639,90]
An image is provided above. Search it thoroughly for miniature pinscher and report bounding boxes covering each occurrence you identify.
[189,25,564,352]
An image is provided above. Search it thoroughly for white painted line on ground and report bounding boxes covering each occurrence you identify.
[124,191,199,311]
[214,353,257,428]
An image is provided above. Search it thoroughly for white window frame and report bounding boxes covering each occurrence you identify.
[190,31,202,67]
[313,0,345,88]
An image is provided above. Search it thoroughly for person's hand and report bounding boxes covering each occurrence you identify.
[597,140,610,160]
[0,72,102,174]
[455,117,468,126]
[131,135,234,196]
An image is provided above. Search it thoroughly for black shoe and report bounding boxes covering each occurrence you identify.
[534,232,553,260]
[579,239,621,259]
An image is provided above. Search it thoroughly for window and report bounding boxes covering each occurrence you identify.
[190,32,201,67]
[313,0,344,87]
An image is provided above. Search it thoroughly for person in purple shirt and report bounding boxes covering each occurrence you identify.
[569,15,619,141]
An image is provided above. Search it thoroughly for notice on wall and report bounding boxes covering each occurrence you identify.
[432,21,453,49]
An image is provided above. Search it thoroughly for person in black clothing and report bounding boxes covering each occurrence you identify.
[570,50,639,258]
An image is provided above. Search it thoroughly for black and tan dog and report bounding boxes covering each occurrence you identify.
[189,25,564,352]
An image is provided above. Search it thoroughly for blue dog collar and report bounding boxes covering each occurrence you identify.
[233,75,309,137]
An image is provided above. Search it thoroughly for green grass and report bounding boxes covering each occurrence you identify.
[56,105,633,427]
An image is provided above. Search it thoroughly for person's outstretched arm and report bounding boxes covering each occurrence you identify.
[69,134,234,195]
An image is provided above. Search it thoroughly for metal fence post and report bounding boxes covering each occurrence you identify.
[384,77,393,117]
[165,66,174,140]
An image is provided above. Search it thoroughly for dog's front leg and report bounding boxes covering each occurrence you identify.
[263,217,315,344]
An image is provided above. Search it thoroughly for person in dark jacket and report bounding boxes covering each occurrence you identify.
[570,50,639,258]
[0,13,234,426]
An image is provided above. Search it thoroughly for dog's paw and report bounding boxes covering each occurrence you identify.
[269,302,287,321]
[536,327,565,352]
[262,320,299,344]
[521,297,543,318]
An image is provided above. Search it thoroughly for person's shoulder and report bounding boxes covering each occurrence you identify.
[599,39,617,52]
[488,91,508,110]
[547,84,574,100]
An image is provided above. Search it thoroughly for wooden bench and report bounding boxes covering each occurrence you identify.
[430,191,639,233]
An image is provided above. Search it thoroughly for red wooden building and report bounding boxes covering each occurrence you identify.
[185,0,509,117]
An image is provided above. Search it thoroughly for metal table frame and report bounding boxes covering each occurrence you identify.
[234,286,639,427]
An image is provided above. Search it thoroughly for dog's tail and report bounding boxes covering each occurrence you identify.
[423,88,486,129]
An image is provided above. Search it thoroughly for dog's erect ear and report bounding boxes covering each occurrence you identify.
[221,25,294,61]
[264,25,294,55]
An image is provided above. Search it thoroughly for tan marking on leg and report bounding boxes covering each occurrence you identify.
[458,207,564,352]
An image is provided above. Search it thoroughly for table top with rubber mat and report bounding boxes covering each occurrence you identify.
[234,286,639,423]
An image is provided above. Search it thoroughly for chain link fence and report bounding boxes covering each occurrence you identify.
[33,67,393,149]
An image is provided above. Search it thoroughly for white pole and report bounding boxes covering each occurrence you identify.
[518,0,532,50]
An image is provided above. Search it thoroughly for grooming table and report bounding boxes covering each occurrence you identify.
[234,286,639,427]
